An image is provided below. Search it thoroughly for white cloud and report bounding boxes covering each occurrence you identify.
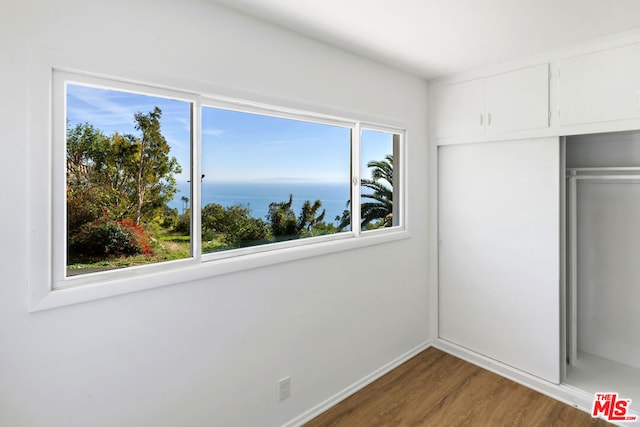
[173,116,192,132]
[67,85,142,128]
[202,128,224,137]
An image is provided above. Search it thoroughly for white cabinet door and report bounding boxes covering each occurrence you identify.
[438,137,560,383]
[434,79,484,138]
[559,43,640,125]
[434,65,549,139]
[485,64,549,133]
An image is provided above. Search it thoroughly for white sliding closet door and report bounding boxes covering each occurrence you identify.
[439,137,560,383]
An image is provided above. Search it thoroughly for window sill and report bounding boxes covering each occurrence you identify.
[29,229,409,313]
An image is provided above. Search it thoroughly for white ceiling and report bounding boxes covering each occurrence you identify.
[211,0,640,79]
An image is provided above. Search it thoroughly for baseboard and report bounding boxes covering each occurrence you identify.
[283,340,432,427]
[434,339,640,426]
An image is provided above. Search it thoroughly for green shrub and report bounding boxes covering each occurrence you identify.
[69,219,152,260]
[174,209,191,235]
[161,206,180,228]
[230,217,271,243]
[67,186,104,237]
[201,203,270,245]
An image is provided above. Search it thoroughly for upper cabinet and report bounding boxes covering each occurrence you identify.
[434,78,485,138]
[434,64,550,138]
[558,43,640,126]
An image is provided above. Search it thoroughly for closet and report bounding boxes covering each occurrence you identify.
[433,32,640,416]
[564,130,640,407]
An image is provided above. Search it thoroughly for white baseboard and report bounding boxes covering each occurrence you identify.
[434,339,640,427]
[283,340,432,427]
[284,339,639,427]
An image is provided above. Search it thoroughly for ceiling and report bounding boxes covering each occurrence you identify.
[211,0,640,79]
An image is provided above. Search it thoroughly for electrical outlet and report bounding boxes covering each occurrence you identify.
[279,376,291,401]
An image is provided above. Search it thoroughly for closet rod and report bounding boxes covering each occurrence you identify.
[567,166,640,172]
[570,175,640,180]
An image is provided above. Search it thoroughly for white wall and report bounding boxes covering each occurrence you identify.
[0,1,429,426]
[566,131,640,168]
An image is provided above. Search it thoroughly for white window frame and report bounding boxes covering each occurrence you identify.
[53,71,202,290]
[358,124,406,234]
[198,98,358,262]
[28,53,408,312]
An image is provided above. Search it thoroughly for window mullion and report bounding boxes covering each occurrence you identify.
[392,133,401,228]
[192,98,202,261]
[351,123,362,236]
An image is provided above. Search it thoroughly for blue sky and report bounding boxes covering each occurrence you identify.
[66,84,192,182]
[66,84,393,186]
[201,106,350,183]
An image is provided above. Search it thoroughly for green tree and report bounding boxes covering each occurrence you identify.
[67,108,181,226]
[181,196,190,214]
[268,194,298,237]
[130,107,181,224]
[298,199,326,232]
[337,154,394,231]
[202,203,270,246]
[161,205,180,228]
[268,194,331,238]
[66,109,182,262]
[174,208,191,235]
[66,122,109,187]
[66,123,114,237]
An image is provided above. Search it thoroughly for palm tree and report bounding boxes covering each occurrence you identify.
[336,154,394,231]
[298,199,326,231]
[181,196,189,214]
[268,194,298,237]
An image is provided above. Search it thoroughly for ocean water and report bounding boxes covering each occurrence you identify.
[169,180,351,224]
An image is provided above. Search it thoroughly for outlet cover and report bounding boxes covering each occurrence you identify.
[279,376,290,401]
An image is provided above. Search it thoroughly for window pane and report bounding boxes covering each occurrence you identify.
[65,84,191,276]
[200,106,351,254]
[360,129,398,231]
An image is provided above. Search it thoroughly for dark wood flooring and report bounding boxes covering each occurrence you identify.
[305,347,611,426]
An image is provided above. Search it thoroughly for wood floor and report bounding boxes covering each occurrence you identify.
[305,347,611,427]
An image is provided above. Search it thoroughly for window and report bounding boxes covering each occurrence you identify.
[43,68,406,305]
[63,83,193,277]
[360,129,401,231]
[200,106,352,256]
